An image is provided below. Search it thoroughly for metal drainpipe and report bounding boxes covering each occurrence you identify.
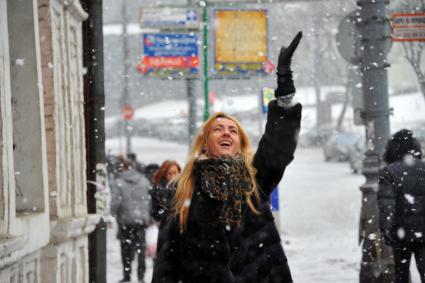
[81,0,107,282]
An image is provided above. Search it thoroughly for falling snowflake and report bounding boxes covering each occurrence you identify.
[404,194,414,204]
[397,227,405,239]
[15,58,25,66]
[368,233,377,240]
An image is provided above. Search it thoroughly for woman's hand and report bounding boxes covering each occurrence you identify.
[275,31,303,98]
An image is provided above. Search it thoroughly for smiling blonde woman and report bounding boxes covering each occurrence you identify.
[152,32,303,283]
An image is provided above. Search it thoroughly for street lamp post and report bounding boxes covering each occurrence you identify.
[81,0,107,281]
[122,0,132,154]
[201,0,210,121]
[357,0,393,282]
[187,77,197,146]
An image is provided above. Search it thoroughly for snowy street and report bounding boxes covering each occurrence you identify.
[106,137,421,283]
[282,147,363,282]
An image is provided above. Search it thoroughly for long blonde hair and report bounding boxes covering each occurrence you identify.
[174,112,260,233]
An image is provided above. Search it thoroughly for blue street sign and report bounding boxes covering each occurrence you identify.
[142,33,198,57]
[271,187,279,211]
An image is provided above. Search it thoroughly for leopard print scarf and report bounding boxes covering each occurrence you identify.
[194,154,254,228]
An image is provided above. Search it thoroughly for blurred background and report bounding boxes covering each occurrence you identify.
[103,0,424,164]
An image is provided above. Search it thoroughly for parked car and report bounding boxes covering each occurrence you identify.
[347,138,365,173]
[347,127,424,174]
[323,132,362,162]
[299,126,335,148]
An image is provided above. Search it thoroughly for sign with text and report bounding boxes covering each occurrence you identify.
[392,13,425,42]
[140,7,200,30]
[136,33,199,78]
[261,87,274,113]
[213,9,268,78]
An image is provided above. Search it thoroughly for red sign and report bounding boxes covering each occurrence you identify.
[137,33,199,78]
[121,105,134,121]
[136,56,199,75]
[392,13,425,42]
[263,60,275,74]
[209,91,217,106]
[144,56,198,68]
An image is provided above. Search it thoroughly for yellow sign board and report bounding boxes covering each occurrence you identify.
[214,9,268,77]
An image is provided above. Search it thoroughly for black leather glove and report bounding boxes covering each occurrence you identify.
[275,31,303,98]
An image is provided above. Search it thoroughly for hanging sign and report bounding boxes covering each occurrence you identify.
[136,33,199,78]
[392,13,425,42]
[140,7,200,30]
[261,87,274,113]
[213,9,268,78]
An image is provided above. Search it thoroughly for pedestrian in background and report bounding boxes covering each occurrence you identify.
[152,32,303,283]
[144,163,160,186]
[150,160,181,223]
[106,153,121,179]
[110,156,152,283]
[127,152,146,174]
[378,129,425,283]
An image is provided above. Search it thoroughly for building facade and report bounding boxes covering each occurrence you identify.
[0,0,99,282]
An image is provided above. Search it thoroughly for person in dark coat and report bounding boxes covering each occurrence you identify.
[151,32,303,283]
[128,152,146,174]
[151,160,181,222]
[110,157,152,283]
[145,163,160,185]
[378,129,425,283]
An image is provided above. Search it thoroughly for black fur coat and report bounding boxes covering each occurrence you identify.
[152,101,302,283]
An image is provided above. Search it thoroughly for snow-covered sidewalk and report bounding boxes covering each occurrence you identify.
[106,219,155,283]
[106,137,187,283]
[281,147,363,282]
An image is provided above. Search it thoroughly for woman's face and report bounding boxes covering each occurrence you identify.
[166,165,179,181]
[205,118,241,158]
